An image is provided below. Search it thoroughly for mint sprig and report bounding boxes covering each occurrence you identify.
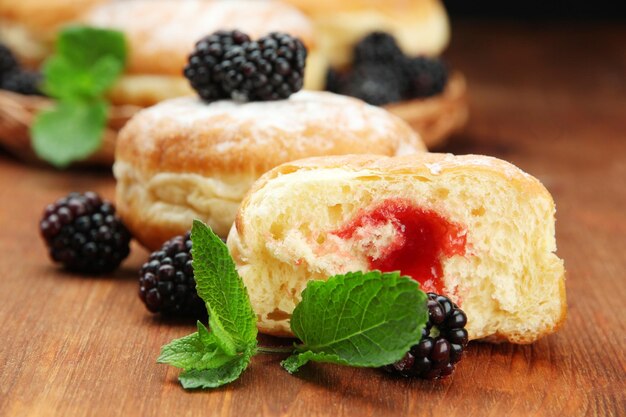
[157,220,257,388]
[281,271,428,373]
[157,221,428,390]
[32,26,127,167]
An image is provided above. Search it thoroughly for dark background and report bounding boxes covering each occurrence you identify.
[444,0,626,19]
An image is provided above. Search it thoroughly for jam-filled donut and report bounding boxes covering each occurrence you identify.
[228,153,566,343]
[114,92,425,250]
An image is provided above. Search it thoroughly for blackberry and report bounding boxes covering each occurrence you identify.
[0,43,19,79]
[184,30,250,101]
[403,57,448,98]
[184,30,307,102]
[353,32,405,65]
[1,70,42,95]
[39,192,131,274]
[383,293,469,380]
[340,64,406,106]
[139,233,206,318]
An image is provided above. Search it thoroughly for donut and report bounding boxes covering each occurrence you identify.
[228,153,567,343]
[114,91,425,250]
[82,0,326,106]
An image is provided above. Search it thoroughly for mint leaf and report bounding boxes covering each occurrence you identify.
[179,350,254,389]
[43,57,92,100]
[157,322,234,371]
[43,26,126,101]
[282,271,428,373]
[56,26,126,70]
[43,55,123,100]
[32,100,107,168]
[88,56,124,95]
[190,220,258,353]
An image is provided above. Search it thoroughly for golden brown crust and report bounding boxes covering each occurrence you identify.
[385,72,469,149]
[120,208,190,253]
[115,92,424,178]
[82,0,316,76]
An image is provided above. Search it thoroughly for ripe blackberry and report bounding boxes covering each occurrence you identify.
[383,293,469,380]
[1,70,42,95]
[184,30,307,102]
[340,64,406,106]
[184,30,250,101]
[39,192,131,274]
[353,32,405,65]
[403,57,448,98]
[139,233,207,319]
[0,43,19,79]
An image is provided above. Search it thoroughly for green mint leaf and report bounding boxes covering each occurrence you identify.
[56,26,126,71]
[179,349,254,389]
[190,220,258,353]
[157,322,235,371]
[42,57,91,100]
[88,56,124,95]
[197,319,213,344]
[31,100,107,168]
[43,55,124,100]
[282,271,428,373]
[43,26,126,100]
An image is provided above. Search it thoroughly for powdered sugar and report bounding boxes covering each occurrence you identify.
[139,91,401,138]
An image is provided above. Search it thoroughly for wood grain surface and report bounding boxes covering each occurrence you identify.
[1,21,625,417]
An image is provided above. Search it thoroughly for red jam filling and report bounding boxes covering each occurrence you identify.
[333,199,466,293]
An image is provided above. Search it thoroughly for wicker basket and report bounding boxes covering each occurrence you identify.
[0,90,140,166]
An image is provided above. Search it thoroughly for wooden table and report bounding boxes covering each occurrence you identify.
[0,21,624,417]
